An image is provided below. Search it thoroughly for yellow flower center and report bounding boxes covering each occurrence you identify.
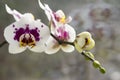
[59,16,66,23]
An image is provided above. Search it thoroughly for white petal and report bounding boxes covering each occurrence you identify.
[45,36,60,54]
[9,44,26,54]
[5,4,23,21]
[4,22,18,44]
[12,13,35,29]
[66,16,72,23]
[65,24,76,42]
[38,0,51,21]
[5,4,34,23]
[61,44,74,53]
[38,0,45,10]
[44,4,53,21]
[56,10,65,18]
[29,43,46,53]
[19,13,34,25]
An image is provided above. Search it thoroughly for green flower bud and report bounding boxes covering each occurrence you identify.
[99,67,106,74]
[86,52,95,59]
[93,60,101,68]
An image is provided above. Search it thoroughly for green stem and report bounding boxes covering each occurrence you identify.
[0,41,7,47]
[81,51,95,62]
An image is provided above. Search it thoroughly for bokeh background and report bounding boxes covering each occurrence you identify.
[0,0,120,80]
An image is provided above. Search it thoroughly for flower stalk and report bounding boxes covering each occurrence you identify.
[0,41,7,47]
[82,51,106,74]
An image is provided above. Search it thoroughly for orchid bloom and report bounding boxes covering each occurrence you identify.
[4,5,50,54]
[38,0,72,29]
[38,0,76,54]
[74,32,95,53]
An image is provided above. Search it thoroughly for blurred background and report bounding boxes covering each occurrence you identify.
[0,0,120,80]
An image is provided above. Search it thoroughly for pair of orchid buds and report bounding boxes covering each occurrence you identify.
[4,0,95,54]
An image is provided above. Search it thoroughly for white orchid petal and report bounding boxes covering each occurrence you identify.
[45,36,60,54]
[66,16,72,23]
[29,44,45,53]
[44,4,52,13]
[38,0,51,21]
[20,13,34,24]
[65,24,76,42]
[4,22,18,44]
[44,4,53,21]
[9,13,35,30]
[38,0,46,10]
[9,44,26,54]
[56,10,65,18]
[5,4,23,21]
[61,44,74,53]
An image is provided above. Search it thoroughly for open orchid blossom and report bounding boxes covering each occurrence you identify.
[38,0,76,54]
[4,5,50,54]
[38,0,72,29]
[74,32,95,53]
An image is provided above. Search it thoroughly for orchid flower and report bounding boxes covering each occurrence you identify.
[38,0,72,30]
[4,5,50,54]
[74,32,95,53]
[38,0,76,54]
